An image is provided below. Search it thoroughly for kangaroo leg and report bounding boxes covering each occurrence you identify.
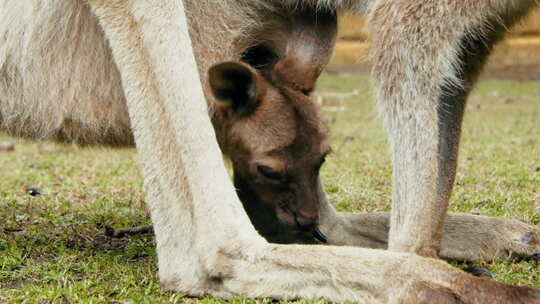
[87,0,265,287]
[320,207,540,261]
[369,0,535,257]
[204,242,540,303]
[317,174,540,261]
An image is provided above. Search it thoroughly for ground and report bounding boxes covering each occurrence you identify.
[0,74,539,303]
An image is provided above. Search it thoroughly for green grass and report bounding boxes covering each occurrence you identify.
[1,73,539,303]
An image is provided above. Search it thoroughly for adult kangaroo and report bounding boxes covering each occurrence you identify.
[1,0,539,303]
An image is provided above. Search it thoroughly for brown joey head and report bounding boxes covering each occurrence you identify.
[209,8,337,243]
[209,60,331,244]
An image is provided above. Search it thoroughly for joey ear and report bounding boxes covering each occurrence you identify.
[208,61,265,116]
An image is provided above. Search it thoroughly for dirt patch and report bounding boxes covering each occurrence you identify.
[1,277,37,290]
[483,65,540,81]
[92,234,131,251]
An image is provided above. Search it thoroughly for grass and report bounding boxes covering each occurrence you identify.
[1,73,539,303]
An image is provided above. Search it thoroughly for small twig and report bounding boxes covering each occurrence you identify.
[3,227,24,233]
[315,90,360,99]
[464,266,494,279]
[75,233,94,243]
[0,141,15,151]
[104,225,153,238]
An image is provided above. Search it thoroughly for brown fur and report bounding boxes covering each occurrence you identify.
[210,60,331,241]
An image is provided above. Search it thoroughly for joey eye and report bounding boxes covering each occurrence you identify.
[257,165,282,180]
[301,88,312,96]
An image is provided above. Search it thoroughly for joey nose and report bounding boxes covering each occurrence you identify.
[295,215,317,231]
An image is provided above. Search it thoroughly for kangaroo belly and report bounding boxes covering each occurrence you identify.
[0,1,132,145]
